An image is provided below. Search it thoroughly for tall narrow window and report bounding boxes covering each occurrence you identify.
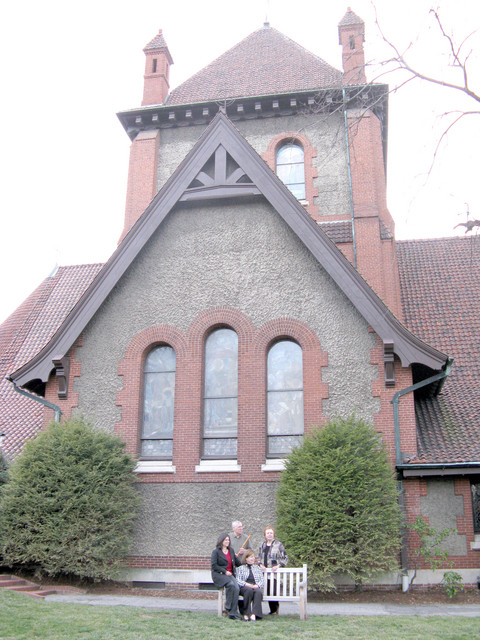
[203,328,238,458]
[141,345,175,458]
[267,340,304,457]
[472,483,480,534]
[276,143,306,200]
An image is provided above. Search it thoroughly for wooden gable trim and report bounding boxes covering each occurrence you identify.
[11,112,448,388]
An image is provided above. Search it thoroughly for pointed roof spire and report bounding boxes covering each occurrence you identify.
[338,7,365,28]
[144,29,173,61]
[141,29,173,106]
[338,8,366,85]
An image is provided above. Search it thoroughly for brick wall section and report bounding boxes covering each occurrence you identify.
[338,23,366,85]
[347,109,402,318]
[369,337,416,465]
[119,130,160,242]
[403,477,480,570]
[142,54,170,106]
[115,307,328,483]
[262,131,319,221]
[127,556,210,570]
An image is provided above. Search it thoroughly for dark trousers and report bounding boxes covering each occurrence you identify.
[266,575,279,613]
[239,585,263,618]
[223,575,240,613]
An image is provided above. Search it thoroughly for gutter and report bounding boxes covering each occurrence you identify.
[398,462,480,478]
[391,358,453,466]
[6,376,62,423]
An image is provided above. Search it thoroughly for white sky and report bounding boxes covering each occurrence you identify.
[1,0,479,324]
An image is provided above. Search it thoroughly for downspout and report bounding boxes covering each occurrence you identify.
[391,357,453,588]
[343,87,357,269]
[391,358,453,467]
[6,377,62,423]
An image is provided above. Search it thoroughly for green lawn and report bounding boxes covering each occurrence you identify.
[0,590,478,640]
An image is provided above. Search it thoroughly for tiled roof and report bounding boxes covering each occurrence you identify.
[166,25,343,106]
[318,220,353,243]
[0,264,103,457]
[397,236,480,463]
[144,29,169,52]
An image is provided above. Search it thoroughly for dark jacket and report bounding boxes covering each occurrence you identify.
[211,546,242,588]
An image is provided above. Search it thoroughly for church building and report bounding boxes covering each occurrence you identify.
[1,8,479,588]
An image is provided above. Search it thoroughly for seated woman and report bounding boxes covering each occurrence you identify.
[236,549,264,621]
[211,533,242,619]
[258,526,288,615]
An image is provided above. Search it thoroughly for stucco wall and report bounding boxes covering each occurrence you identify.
[133,482,277,556]
[74,199,379,431]
[74,198,379,557]
[155,112,350,218]
[420,479,467,556]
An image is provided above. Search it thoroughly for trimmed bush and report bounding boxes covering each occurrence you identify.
[276,416,402,591]
[0,417,140,580]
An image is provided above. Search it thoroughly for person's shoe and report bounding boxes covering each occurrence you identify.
[243,615,249,621]
[228,613,241,620]
[250,614,256,621]
[268,610,279,615]
[222,609,229,617]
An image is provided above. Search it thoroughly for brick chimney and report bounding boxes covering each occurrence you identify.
[142,30,173,106]
[338,8,366,85]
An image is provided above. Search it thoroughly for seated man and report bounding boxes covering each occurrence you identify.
[229,521,253,557]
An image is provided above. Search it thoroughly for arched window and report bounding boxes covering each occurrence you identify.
[276,143,306,200]
[203,328,238,458]
[267,340,304,456]
[141,345,176,458]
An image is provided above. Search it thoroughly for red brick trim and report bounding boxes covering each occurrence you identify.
[127,555,210,570]
[115,309,327,480]
[44,335,84,425]
[116,325,187,456]
[262,131,319,220]
[252,318,329,437]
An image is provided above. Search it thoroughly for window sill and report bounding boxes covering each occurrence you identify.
[261,459,287,472]
[195,459,241,473]
[135,460,176,474]
[470,534,480,550]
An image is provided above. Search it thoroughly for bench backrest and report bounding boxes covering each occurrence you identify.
[262,564,307,601]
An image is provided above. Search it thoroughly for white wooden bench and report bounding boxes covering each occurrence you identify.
[217,564,308,621]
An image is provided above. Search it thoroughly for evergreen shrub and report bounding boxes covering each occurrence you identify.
[0,450,8,488]
[276,416,402,591]
[0,417,140,580]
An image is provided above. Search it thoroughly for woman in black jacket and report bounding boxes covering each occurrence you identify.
[211,533,242,619]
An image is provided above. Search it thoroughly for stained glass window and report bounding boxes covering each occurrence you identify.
[141,345,176,458]
[276,143,306,200]
[267,340,304,456]
[203,328,238,458]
